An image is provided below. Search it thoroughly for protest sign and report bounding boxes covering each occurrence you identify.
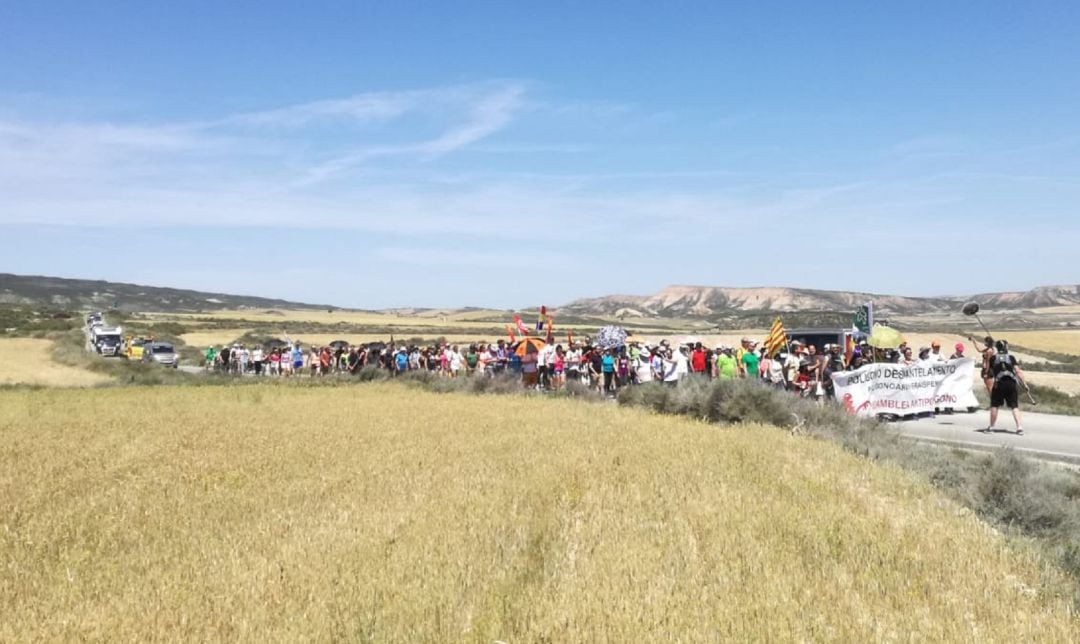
[831,358,978,417]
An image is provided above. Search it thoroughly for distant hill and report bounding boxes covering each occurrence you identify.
[3,273,1078,319]
[0,274,329,312]
[972,285,1080,310]
[560,284,1080,318]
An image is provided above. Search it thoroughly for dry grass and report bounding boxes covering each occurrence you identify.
[1027,372,1080,396]
[176,328,254,348]
[281,333,510,346]
[0,384,1076,640]
[154,309,521,329]
[0,338,112,387]
[1001,330,1080,357]
[148,308,698,333]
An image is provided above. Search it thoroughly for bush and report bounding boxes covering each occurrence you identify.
[357,365,390,382]
[466,374,527,396]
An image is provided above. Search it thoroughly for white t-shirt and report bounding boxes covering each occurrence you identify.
[651,355,665,379]
[767,358,784,384]
[538,345,555,367]
[251,348,264,362]
[634,357,653,383]
[565,349,581,369]
[663,357,680,383]
[674,352,689,377]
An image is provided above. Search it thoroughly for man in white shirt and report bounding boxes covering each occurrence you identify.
[674,346,690,381]
[538,343,556,389]
[662,350,680,385]
[633,350,653,384]
[251,346,265,376]
[651,350,665,382]
[565,345,582,381]
[783,342,802,388]
[927,340,946,363]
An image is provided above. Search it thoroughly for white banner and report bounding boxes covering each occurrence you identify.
[831,358,979,417]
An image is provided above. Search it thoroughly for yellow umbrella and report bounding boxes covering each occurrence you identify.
[625,335,646,344]
[868,324,905,349]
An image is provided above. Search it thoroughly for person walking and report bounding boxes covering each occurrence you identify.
[986,340,1027,434]
[600,349,616,395]
[763,351,786,389]
[714,346,738,380]
[741,342,760,380]
[690,342,708,376]
[251,345,265,376]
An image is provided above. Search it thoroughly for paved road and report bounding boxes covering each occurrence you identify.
[897,410,1080,463]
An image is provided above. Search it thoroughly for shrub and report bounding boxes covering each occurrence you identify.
[466,374,527,396]
[357,365,390,382]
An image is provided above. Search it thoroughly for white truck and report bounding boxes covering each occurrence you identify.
[93,326,124,357]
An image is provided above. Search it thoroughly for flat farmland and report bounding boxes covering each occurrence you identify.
[0,338,112,387]
[999,330,1080,357]
[176,328,254,348]
[147,308,704,333]
[1027,372,1080,396]
[0,384,1074,641]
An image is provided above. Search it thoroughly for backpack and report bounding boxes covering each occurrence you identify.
[992,353,1017,381]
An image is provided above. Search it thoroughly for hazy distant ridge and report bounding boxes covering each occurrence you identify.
[560,284,1080,318]
[2,273,1078,316]
[0,274,328,312]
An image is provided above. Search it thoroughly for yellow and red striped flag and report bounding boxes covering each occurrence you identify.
[764,317,787,357]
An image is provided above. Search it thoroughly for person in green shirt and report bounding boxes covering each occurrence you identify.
[466,345,479,373]
[715,347,738,379]
[741,343,761,379]
[204,346,217,371]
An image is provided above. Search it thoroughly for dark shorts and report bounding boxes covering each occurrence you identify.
[991,379,1019,409]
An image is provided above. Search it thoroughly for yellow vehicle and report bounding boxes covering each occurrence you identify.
[125,336,148,360]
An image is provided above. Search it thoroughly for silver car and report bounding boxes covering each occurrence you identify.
[142,343,179,368]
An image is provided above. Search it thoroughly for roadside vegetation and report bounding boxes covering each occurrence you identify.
[0,306,81,336]
[1,384,1076,640]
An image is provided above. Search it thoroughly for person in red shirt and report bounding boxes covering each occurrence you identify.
[690,342,708,375]
[319,347,333,375]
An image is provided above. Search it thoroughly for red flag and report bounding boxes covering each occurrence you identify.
[506,325,517,342]
[513,314,530,336]
[567,330,574,345]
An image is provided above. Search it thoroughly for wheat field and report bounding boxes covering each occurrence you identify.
[0,338,112,387]
[998,330,1080,356]
[1027,372,1080,396]
[0,383,1075,641]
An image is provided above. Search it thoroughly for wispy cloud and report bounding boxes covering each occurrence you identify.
[2,82,1078,257]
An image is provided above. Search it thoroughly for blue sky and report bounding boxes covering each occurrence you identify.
[2,1,1078,308]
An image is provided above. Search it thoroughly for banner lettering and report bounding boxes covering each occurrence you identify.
[831,358,978,417]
